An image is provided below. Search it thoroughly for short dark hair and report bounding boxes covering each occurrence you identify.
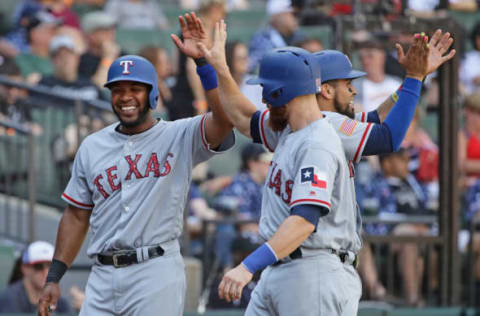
[241,143,267,171]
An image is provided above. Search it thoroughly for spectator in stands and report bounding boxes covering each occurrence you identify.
[248,0,303,72]
[169,0,226,120]
[15,10,61,84]
[38,35,103,105]
[402,108,439,210]
[0,56,43,135]
[104,0,169,29]
[354,39,402,112]
[42,0,81,29]
[295,37,323,53]
[0,57,30,124]
[459,92,480,182]
[139,45,173,117]
[460,23,480,95]
[225,41,263,110]
[78,11,120,89]
[215,144,272,269]
[357,148,435,306]
[0,241,72,313]
[407,0,478,16]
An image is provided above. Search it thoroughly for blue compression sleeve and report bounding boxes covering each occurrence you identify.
[384,78,422,150]
[363,124,393,155]
[291,204,328,227]
[196,64,218,91]
[367,111,381,123]
[242,243,278,274]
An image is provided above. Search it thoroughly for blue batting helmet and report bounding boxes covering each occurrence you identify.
[313,50,366,83]
[104,55,160,109]
[246,47,322,107]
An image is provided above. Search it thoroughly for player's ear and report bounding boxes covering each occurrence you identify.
[320,83,334,99]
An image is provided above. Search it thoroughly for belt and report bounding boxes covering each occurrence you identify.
[97,245,164,268]
[273,247,358,268]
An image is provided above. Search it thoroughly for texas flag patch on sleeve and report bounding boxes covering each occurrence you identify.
[300,166,327,189]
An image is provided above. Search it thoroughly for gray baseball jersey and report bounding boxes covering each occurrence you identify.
[247,113,362,316]
[250,113,362,253]
[251,110,363,253]
[62,115,235,257]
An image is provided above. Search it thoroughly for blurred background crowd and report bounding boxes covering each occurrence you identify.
[0,0,480,314]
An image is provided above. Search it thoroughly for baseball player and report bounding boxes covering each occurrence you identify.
[187,16,451,315]
[37,21,235,316]
[192,18,362,315]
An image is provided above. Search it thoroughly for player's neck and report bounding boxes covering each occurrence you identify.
[119,116,157,135]
[316,95,335,113]
[287,95,323,132]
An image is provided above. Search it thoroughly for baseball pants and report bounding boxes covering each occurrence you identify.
[245,250,362,316]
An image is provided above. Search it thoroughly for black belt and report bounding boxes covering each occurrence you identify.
[97,245,164,268]
[273,248,357,267]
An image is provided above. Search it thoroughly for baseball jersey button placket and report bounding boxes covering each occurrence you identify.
[124,206,130,212]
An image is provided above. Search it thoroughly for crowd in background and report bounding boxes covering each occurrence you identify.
[1,0,480,312]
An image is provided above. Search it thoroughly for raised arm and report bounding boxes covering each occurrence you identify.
[171,13,233,149]
[197,19,258,138]
[374,29,456,122]
[38,205,91,316]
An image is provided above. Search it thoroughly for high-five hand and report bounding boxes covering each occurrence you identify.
[171,12,208,59]
[197,20,228,72]
[397,32,430,81]
[396,29,456,78]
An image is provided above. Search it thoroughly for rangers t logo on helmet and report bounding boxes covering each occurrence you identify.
[120,60,133,74]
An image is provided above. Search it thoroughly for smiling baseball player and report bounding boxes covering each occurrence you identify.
[37,20,235,315]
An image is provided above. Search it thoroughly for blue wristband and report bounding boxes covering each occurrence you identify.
[196,64,218,91]
[242,243,278,274]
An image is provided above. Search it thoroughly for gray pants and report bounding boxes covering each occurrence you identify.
[80,241,186,316]
[245,250,362,316]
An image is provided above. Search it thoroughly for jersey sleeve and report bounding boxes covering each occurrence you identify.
[289,144,338,213]
[354,111,368,123]
[186,114,236,166]
[250,109,281,152]
[62,142,94,210]
[328,115,373,163]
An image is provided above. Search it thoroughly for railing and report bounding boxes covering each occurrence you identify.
[0,75,111,208]
[0,118,35,243]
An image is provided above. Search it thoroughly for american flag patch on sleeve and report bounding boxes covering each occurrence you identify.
[339,119,357,136]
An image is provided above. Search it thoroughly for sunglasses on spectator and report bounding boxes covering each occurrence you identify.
[30,262,51,271]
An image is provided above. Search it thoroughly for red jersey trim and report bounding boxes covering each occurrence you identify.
[353,123,372,163]
[290,198,331,208]
[260,109,274,152]
[200,114,209,150]
[62,193,94,209]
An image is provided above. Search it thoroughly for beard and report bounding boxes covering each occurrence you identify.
[268,106,288,131]
[113,102,151,128]
[333,97,355,119]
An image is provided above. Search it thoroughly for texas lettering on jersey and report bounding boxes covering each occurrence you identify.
[93,152,174,199]
[268,161,293,204]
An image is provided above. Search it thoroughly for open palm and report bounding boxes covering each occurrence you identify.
[397,29,456,76]
[171,12,208,59]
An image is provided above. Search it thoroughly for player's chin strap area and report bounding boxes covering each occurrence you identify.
[96,239,179,268]
[273,247,359,268]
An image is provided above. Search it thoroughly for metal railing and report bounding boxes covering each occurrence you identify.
[0,118,35,243]
[0,75,111,208]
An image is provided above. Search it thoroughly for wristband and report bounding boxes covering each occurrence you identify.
[196,63,218,91]
[194,57,208,67]
[242,243,278,274]
[46,259,68,283]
